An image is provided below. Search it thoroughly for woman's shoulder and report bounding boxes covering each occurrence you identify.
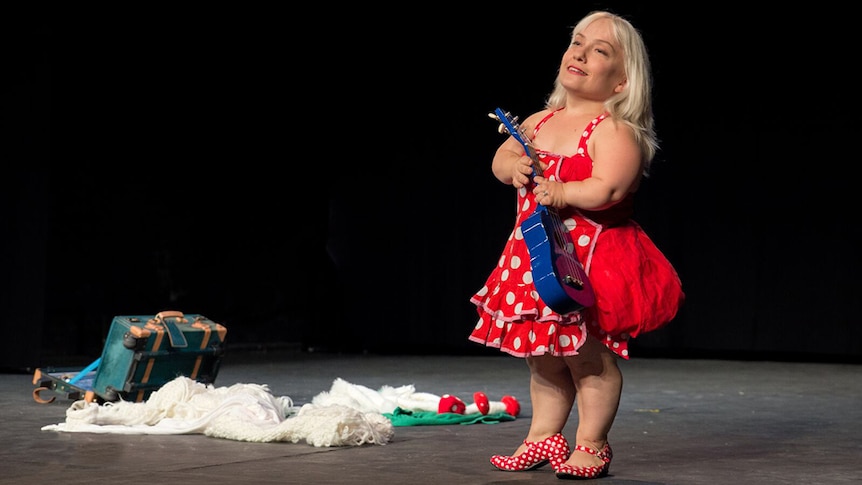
[591,115,636,141]
[523,108,557,135]
[526,108,556,121]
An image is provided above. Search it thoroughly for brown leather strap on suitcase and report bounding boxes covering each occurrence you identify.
[149,311,188,348]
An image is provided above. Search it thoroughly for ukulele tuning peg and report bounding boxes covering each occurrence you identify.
[488,112,509,134]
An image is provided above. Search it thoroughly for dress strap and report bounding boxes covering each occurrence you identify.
[532,108,565,137]
[578,113,610,153]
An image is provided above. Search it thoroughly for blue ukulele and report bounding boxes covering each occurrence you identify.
[490,108,595,314]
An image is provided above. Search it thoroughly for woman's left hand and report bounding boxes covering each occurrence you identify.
[533,176,566,209]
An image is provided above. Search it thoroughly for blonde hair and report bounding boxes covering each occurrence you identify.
[546,11,658,174]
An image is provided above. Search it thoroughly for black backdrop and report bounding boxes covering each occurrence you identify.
[3,4,859,370]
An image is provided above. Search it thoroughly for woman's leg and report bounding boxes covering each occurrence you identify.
[563,337,622,467]
[505,354,575,456]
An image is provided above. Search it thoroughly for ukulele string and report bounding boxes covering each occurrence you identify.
[548,207,583,288]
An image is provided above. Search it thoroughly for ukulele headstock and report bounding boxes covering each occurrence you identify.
[488,107,542,175]
[488,110,520,136]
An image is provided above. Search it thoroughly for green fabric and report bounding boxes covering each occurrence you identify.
[383,407,516,426]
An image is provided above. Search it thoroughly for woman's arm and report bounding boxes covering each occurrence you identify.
[491,111,548,188]
[534,120,643,210]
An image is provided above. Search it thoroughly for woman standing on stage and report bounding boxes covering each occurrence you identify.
[469,10,684,479]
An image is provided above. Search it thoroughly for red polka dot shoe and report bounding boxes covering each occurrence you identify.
[490,433,571,471]
[554,443,613,480]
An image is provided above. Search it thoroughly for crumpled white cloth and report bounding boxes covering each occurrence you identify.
[41,377,394,447]
[311,378,443,414]
[313,377,504,415]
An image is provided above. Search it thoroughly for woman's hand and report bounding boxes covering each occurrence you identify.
[533,176,567,209]
[511,155,535,189]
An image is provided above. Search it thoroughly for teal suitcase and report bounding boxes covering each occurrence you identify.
[33,310,227,404]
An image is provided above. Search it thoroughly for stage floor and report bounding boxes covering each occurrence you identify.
[2,349,860,484]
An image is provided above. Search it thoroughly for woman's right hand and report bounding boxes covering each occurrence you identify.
[510,155,534,189]
[492,131,538,187]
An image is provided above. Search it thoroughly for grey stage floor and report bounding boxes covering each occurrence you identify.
[1,349,860,485]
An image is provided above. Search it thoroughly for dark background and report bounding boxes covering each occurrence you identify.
[3,4,858,370]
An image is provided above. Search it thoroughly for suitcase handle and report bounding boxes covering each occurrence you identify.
[155,310,184,320]
[149,310,188,348]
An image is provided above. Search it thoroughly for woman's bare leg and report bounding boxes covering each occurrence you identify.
[508,354,576,455]
[563,337,622,468]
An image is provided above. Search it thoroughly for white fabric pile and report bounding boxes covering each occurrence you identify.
[41,377,396,447]
[311,377,444,414]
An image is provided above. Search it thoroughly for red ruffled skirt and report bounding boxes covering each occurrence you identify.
[469,218,684,359]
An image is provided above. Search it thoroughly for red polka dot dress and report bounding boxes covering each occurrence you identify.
[469,111,684,359]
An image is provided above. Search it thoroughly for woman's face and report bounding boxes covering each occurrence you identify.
[558,17,627,100]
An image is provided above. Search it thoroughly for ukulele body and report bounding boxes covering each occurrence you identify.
[522,206,595,314]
